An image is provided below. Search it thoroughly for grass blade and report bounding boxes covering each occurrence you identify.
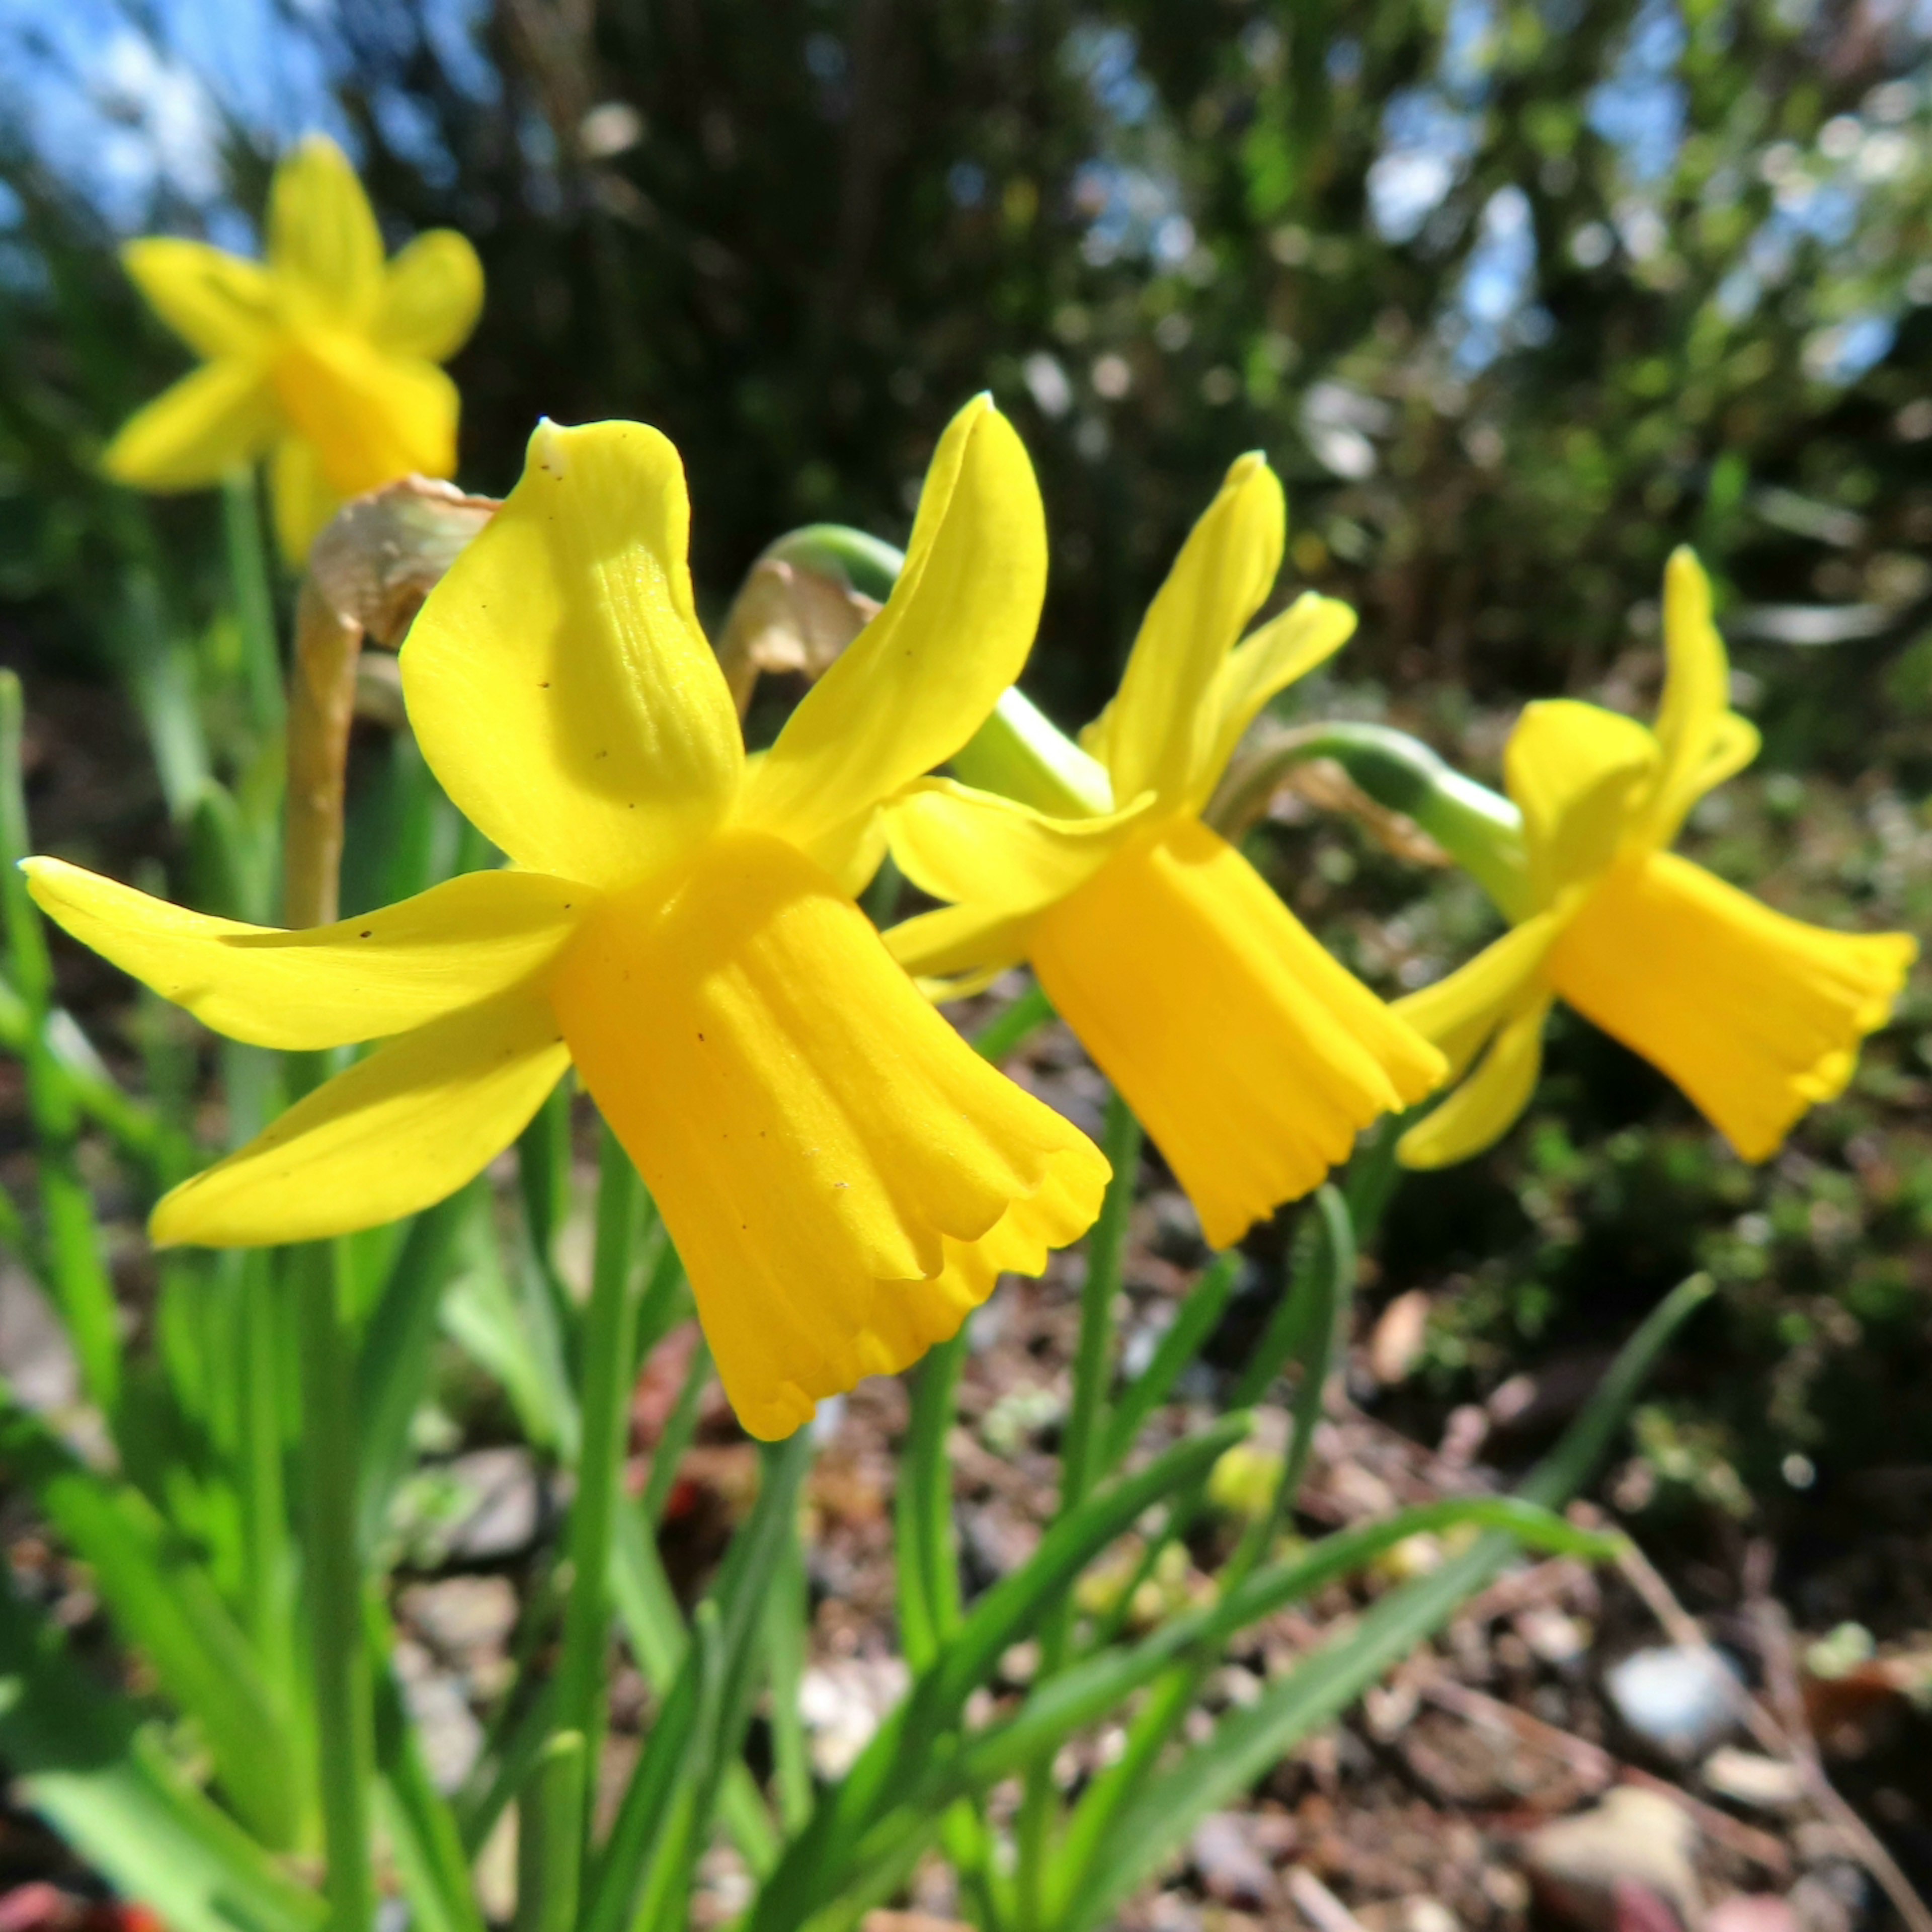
[1062,1273,1716,1932]
[0,1567,324,1932]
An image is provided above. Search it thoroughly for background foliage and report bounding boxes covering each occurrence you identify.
[1,0,1929,1607]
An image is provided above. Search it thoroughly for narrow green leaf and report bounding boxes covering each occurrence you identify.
[0,1394,300,1848]
[1101,1251,1241,1470]
[514,1732,586,1932]
[1063,1276,1715,1932]
[0,1568,324,1932]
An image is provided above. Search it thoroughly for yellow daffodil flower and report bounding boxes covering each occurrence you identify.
[30,397,1108,1439]
[882,454,1446,1250]
[104,134,482,563]
[1396,548,1917,1170]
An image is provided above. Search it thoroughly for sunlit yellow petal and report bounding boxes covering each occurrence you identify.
[267,134,384,327]
[1643,547,1745,842]
[884,779,1152,916]
[270,334,458,496]
[1392,911,1563,1079]
[1029,818,1443,1250]
[1193,591,1357,805]
[374,230,484,362]
[403,419,744,890]
[739,395,1046,867]
[151,991,569,1248]
[1549,851,1917,1162]
[1396,989,1554,1170]
[1693,711,1761,798]
[884,902,1033,992]
[548,829,1106,1439]
[1088,454,1284,809]
[103,360,278,492]
[122,238,275,360]
[23,858,584,1050]
[270,434,341,564]
[1505,698,1657,904]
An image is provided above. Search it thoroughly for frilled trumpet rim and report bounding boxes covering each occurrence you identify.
[1027,817,1443,1251]
[549,829,1109,1439]
[1549,851,1917,1162]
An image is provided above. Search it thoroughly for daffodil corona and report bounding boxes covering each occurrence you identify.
[884,455,1446,1250]
[104,135,482,562]
[31,398,1108,1439]
[1395,549,1917,1169]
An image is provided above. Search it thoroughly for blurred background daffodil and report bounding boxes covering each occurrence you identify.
[103,133,481,563]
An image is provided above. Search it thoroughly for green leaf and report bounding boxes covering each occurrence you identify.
[1101,1250,1241,1469]
[514,1732,586,1932]
[748,1412,1251,1932]
[0,1395,300,1848]
[1061,1275,1715,1932]
[0,1568,324,1932]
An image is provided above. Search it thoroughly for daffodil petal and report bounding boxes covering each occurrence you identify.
[268,135,385,328]
[374,230,484,362]
[1089,453,1284,808]
[270,336,458,496]
[1030,818,1443,1249]
[122,239,275,360]
[23,858,584,1050]
[1550,851,1917,1162]
[1506,698,1658,903]
[739,395,1047,862]
[103,360,279,492]
[151,991,569,1248]
[1392,911,1563,1079]
[1396,988,1554,1170]
[1194,591,1358,805]
[548,830,1104,1440]
[884,901,1033,991]
[1644,547,1743,841]
[402,419,743,889]
[270,435,341,564]
[883,779,1153,917]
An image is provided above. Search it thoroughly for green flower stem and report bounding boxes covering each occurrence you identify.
[1214,720,1532,920]
[950,688,1113,818]
[294,1240,375,1932]
[553,1127,643,1782]
[222,468,285,741]
[1016,1089,1141,1931]
[0,673,121,1417]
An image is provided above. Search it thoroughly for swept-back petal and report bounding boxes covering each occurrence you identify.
[1194,591,1358,805]
[549,830,1105,1439]
[883,902,1033,995]
[267,135,384,328]
[122,239,275,361]
[1644,547,1747,844]
[270,434,340,564]
[374,231,484,362]
[1550,851,1917,1162]
[1393,911,1563,1079]
[1396,989,1554,1170]
[1030,818,1442,1250]
[270,335,457,495]
[402,419,743,889]
[151,991,569,1248]
[24,859,584,1050]
[103,360,279,492]
[738,396,1046,866]
[1506,699,1657,905]
[1084,453,1284,808]
[884,779,1153,917]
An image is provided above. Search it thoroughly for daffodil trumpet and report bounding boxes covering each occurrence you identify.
[30,397,1109,1440]
[883,453,1446,1252]
[1394,548,1917,1170]
[105,134,483,563]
